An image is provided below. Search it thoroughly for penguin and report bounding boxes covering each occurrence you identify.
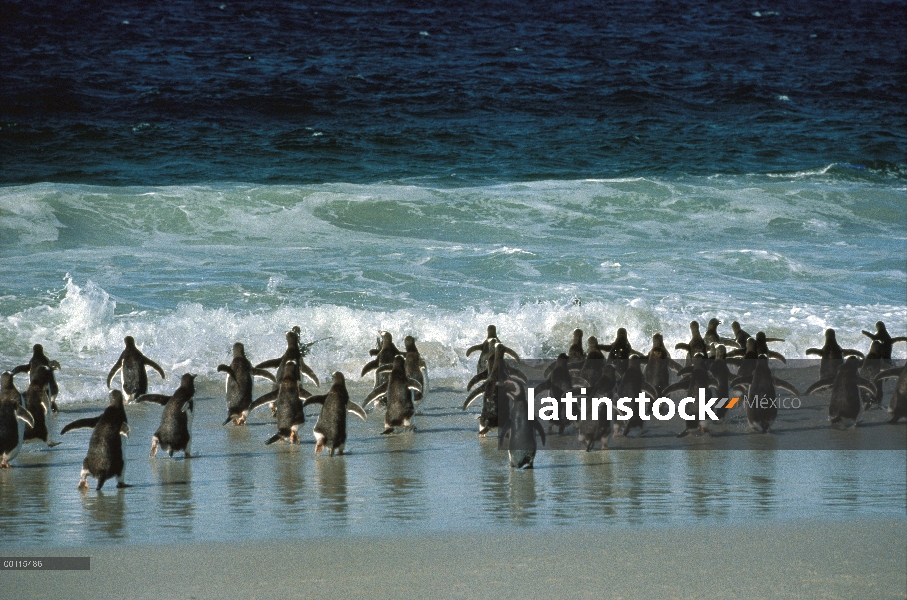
[675,321,708,366]
[535,354,577,435]
[403,335,429,407]
[0,372,35,468]
[249,361,311,444]
[601,327,645,375]
[217,342,276,425]
[464,341,525,436]
[302,372,367,455]
[727,338,759,381]
[731,356,800,433]
[361,331,404,390]
[703,318,739,355]
[643,333,683,396]
[11,343,62,412]
[466,325,519,375]
[575,365,617,451]
[874,364,907,424]
[663,354,716,438]
[137,373,197,457]
[730,321,784,350]
[257,329,320,389]
[805,356,876,428]
[861,321,907,364]
[498,381,546,467]
[753,332,787,363]
[707,345,734,421]
[576,336,608,385]
[20,365,60,447]
[366,355,421,434]
[106,336,166,402]
[60,390,130,490]
[567,328,585,362]
[614,356,659,437]
[806,328,865,380]
[859,341,886,409]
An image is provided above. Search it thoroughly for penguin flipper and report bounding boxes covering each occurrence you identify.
[842,349,865,359]
[265,434,283,445]
[363,384,389,408]
[669,359,685,372]
[106,357,124,387]
[182,400,194,413]
[407,379,423,393]
[465,343,483,357]
[462,387,484,410]
[772,377,801,396]
[509,368,529,383]
[641,382,659,398]
[360,359,379,377]
[767,351,787,363]
[805,348,823,356]
[467,371,488,390]
[250,390,279,412]
[662,379,689,396]
[347,402,368,422]
[120,422,130,438]
[502,346,521,363]
[855,377,877,398]
[61,417,100,434]
[14,406,35,429]
[135,394,171,406]
[677,365,694,376]
[533,420,547,446]
[217,364,235,378]
[11,363,30,375]
[764,337,785,343]
[252,369,277,382]
[890,337,907,344]
[875,367,905,382]
[805,378,834,395]
[675,343,690,351]
[302,395,327,409]
[255,358,282,369]
[145,358,167,380]
[298,362,320,387]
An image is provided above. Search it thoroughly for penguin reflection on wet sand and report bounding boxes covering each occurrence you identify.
[303,372,367,455]
[0,372,35,468]
[12,343,62,412]
[107,336,166,403]
[217,342,276,425]
[806,356,877,428]
[137,373,197,457]
[365,355,422,434]
[61,390,130,490]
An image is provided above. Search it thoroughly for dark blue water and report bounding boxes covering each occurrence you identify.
[2,0,905,185]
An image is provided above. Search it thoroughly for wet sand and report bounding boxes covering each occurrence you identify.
[5,518,906,599]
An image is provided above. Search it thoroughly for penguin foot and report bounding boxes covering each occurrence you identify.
[116,482,131,488]
[46,441,62,448]
[150,438,159,457]
[381,428,394,435]
[78,479,89,490]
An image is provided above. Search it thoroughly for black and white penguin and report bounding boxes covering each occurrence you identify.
[675,321,708,366]
[707,345,734,421]
[361,331,404,390]
[567,328,585,362]
[643,333,683,396]
[703,318,739,355]
[0,372,34,468]
[365,355,421,434]
[535,353,576,436]
[731,356,800,433]
[499,381,546,467]
[249,361,311,444]
[217,342,276,425]
[466,325,518,375]
[257,329,320,389]
[859,341,886,409]
[861,321,907,364]
[806,328,865,380]
[615,356,659,437]
[106,336,166,403]
[302,372,367,455]
[730,321,784,350]
[11,343,62,412]
[403,335,429,407]
[663,354,715,438]
[20,365,60,447]
[806,356,876,428]
[464,341,526,436]
[576,367,616,452]
[137,373,197,457]
[61,390,130,490]
[874,364,907,424]
[602,327,644,375]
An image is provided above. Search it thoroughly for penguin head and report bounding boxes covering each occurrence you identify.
[755,331,767,342]
[616,327,627,340]
[572,329,583,342]
[1,371,13,390]
[825,328,837,342]
[876,321,887,334]
[331,371,346,386]
[746,338,757,351]
[731,321,741,333]
[586,336,599,349]
[286,330,299,345]
[232,342,245,357]
[486,325,497,338]
[32,343,45,355]
[690,321,700,333]
[404,336,417,351]
[124,336,136,347]
[708,318,721,329]
[109,390,126,406]
[715,345,727,359]
[652,333,664,347]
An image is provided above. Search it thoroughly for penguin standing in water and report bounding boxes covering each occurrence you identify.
[806,356,876,428]
[61,390,130,490]
[137,373,197,458]
[643,333,683,396]
[217,342,276,425]
[302,372,367,455]
[576,365,617,451]
[0,372,34,468]
[675,321,708,366]
[365,355,422,434]
[12,343,62,412]
[403,336,429,408]
[703,318,739,355]
[361,331,404,391]
[249,361,311,445]
[499,381,545,468]
[875,364,907,424]
[464,341,526,436]
[20,365,61,447]
[257,329,320,391]
[806,328,864,380]
[861,321,907,365]
[615,356,659,437]
[663,354,716,438]
[466,325,519,375]
[106,336,166,402]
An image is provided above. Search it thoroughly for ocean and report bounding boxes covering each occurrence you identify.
[1,1,905,548]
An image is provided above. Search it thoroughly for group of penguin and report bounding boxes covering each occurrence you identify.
[1,319,904,486]
[465,320,907,469]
